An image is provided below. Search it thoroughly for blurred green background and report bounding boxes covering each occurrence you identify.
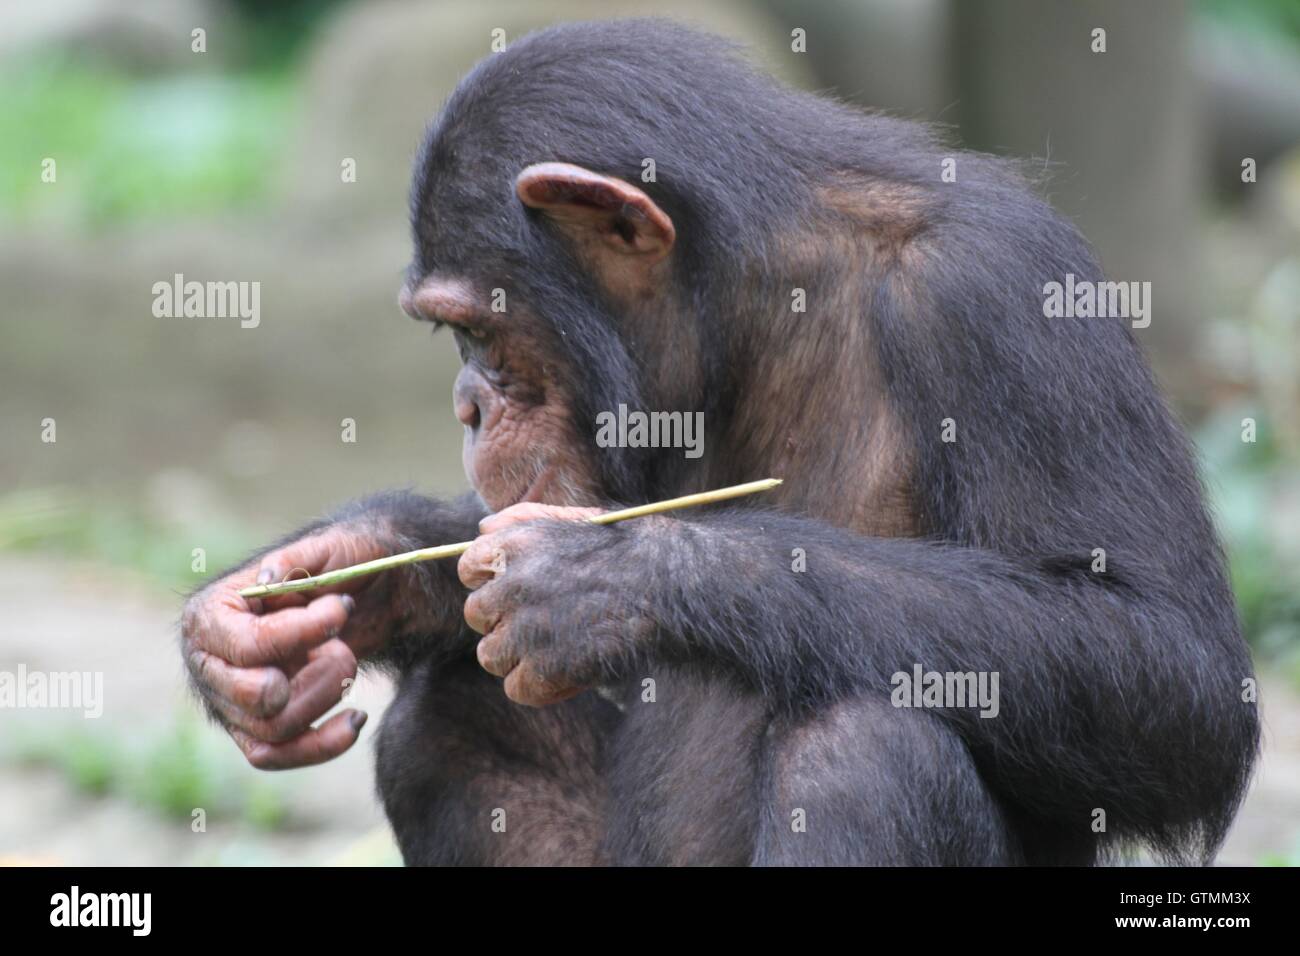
[0,0,1297,865]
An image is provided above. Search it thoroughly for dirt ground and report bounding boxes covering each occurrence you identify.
[0,554,1295,866]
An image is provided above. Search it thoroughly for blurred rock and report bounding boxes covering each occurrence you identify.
[289,0,813,224]
[146,467,224,528]
[758,0,950,118]
[952,0,1206,407]
[1196,21,1300,200]
[0,0,231,72]
[218,420,278,479]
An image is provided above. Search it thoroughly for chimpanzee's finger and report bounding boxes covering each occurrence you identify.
[212,639,358,741]
[255,530,383,600]
[478,503,602,534]
[458,536,512,590]
[476,625,518,677]
[217,593,353,667]
[464,583,507,636]
[232,709,368,771]
[252,566,312,613]
[255,533,347,583]
[186,647,290,719]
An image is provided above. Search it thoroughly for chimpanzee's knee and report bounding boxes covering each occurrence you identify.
[753,695,1018,865]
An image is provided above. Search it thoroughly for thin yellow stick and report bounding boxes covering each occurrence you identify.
[238,478,782,599]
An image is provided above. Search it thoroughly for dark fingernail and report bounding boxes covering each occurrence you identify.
[350,710,368,732]
[256,567,274,585]
[340,594,356,613]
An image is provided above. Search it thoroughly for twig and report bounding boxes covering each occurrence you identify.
[238,478,782,599]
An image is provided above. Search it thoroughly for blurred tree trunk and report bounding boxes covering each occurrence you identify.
[951,0,1206,408]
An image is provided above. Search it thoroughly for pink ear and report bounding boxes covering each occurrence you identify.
[516,162,675,258]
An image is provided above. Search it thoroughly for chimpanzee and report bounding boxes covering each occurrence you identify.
[180,19,1259,865]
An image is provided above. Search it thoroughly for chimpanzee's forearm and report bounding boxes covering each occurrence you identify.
[330,489,487,672]
[634,509,1255,821]
[210,489,487,670]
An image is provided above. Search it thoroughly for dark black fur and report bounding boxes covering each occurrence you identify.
[356,20,1254,864]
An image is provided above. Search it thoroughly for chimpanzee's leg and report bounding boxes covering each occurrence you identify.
[751,695,1020,865]
[375,658,620,865]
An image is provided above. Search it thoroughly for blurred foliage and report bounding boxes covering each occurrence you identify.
[0,486,252,593]
[0,56,292,227]
[226,0,352,67]
[0,0,348,229]
[1197,248,1300,683]
[7,712,289,829]
[1260,842,1300,866]
[1199,410,1300,682]
[1199,0,1300,43]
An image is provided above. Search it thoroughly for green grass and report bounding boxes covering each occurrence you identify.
[0,56,293,228]
[0,486,254,594]
[1199,0,1300,44]
[1197,408,1300,681]
[7,713,290,830]
[1259,847,1300,866]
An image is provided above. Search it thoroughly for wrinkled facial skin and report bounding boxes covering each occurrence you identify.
[402,155,678,512]
[399,277,601,511]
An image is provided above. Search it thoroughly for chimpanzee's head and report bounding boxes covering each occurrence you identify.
[397,20,817,512]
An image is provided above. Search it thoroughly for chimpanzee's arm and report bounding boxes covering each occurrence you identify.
[326,489,486,670]
[179,489,487,769]
[478,506,1256,845]
[202,488,487,669]
[633,508,1255,835]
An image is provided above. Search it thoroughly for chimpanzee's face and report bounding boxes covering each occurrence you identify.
[400,162,678,512]
[398,273,598,511]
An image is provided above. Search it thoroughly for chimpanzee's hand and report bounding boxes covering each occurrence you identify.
[458,503,659,706]
[181,523,399,769]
